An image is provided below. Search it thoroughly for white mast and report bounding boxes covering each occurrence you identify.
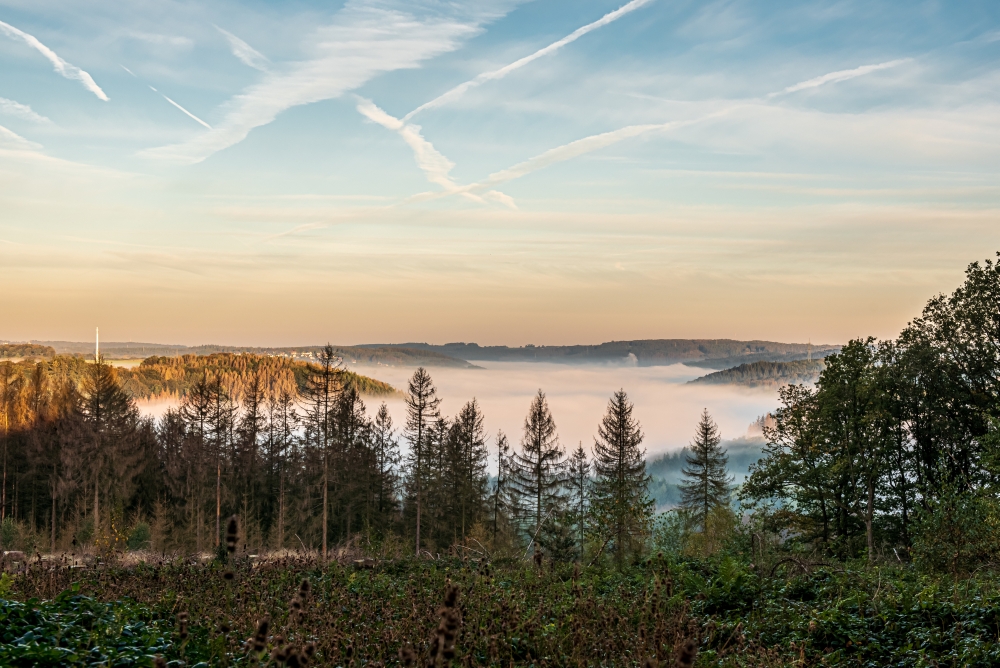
[96,327,99,361]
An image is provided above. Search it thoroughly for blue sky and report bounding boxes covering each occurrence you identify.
[1,0,999,346]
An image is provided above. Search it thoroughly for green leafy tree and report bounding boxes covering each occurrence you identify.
[590,390,652,564]
[680,409,733,531]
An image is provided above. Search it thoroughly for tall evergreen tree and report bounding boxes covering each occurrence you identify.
[567,443,590,552]
[403,367,440,555]
[78,356,142,544]
[680,409,733,531]
[492,431,512,542]
[301,344,341,560]
[590,390,652,564]
[370,403,400,536]
[510,390,566,543]
[450,399,489,542]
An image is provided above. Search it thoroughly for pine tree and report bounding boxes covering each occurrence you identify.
[370,403,400,535]
[590,390,652,564]
[679,409,733,531]
[510,390,566,545]
[404,367,440,555]
[301,344,341,560]
[78,356,143,547]
[491,431,511,542]
[567,443,590,551]
[450,399,489,542]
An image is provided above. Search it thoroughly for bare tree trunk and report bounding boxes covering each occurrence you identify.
[51,480,57,553]
[322,452,328,561]
[215,459,221,547]
[866,478,875,563]
[94,477,100,540]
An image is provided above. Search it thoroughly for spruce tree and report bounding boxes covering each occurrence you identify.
[403,367,440,555]
[510,390,566,544]
[79,356,141,544]
[370,403,400,536]
[450,399,489,542]
[491,431,512,542]
[567,443,590,551]
[680,409,733,530]
[590,390,652,564]
[301,344,341,560]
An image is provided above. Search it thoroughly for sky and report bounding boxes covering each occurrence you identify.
[2,0,999,347]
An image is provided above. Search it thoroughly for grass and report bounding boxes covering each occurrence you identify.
[3,552,1000,667]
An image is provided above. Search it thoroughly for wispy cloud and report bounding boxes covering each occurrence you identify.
[0,123,42,151]
[357,97,515,207]
[124,31,194,49]
[404,0,655,121]
[0,20,108,101]
[149,86,212,129]
[356,97,458,191]
[776,59,910,96]
[415,57,911,201]
[143,3,493,164]
[0,97,51,124]
[215,25,269,71]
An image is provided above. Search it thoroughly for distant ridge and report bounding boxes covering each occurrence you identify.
[689,359,826,387]
[31,341,477,369]
[364,339,840,368]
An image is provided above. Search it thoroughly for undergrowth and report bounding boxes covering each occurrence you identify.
[2,554,999,666]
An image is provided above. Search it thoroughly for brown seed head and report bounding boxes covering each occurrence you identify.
[252,616,270,653]
[399,644,417,667]
[299,579,311,598]
[153,656,167,668]
[675,638,698,668]
[226,515,239,554]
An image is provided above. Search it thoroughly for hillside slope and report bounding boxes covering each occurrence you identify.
[688,359,826,387]
[1,353,398,401]
[368,339,839,367]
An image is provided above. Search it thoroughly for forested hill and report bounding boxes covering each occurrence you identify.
[33,341,475,368]
[366,339,840,367]
[0,343,55,359]
[2,353,398,401]
[689,359,826,387]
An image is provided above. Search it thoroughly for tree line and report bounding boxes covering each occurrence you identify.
[742,253,1000,569]
[0,348,662,564]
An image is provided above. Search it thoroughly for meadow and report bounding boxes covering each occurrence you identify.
[3,541,999,667]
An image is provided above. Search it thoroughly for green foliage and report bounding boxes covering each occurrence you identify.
[680,409,733,530]
[0,518,18,551]
[912,482,1000,574]
[126,523,152,552]
[0,343,54,359]
[689,359,826,387]
[6,556,1000,666]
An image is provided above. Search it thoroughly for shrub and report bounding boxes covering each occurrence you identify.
[912,482,1000,574]
[126,523,152,552]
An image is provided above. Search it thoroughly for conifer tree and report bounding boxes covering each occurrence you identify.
[79,356,142,543]
[450,399,489,542]
[590,390,652,563]
[491,431,511,542]
[301,344,341,560]
[510,390,566,543]
[567,443,590,551]
[680,409,733,531]
[404,367,440,555]
[370,403,400,534]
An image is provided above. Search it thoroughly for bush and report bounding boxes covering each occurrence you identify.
[126,523,152,552]
[0,518,18,551]
[912,482,1000,574]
